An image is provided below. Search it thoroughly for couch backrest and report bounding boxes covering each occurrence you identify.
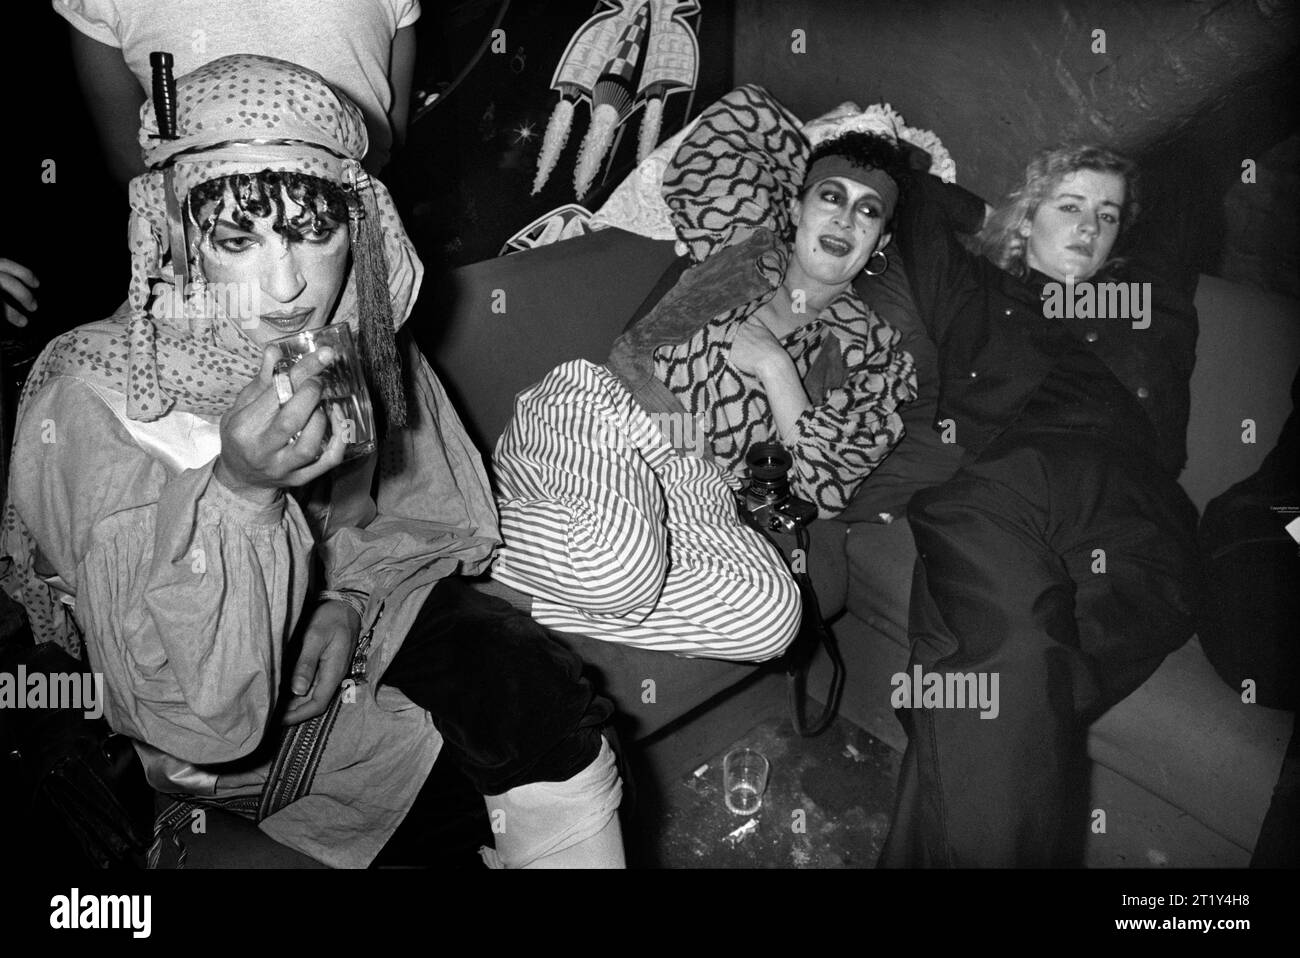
[430,230,1300,514]
[1183,275,1300,512]
[427,229,680,456]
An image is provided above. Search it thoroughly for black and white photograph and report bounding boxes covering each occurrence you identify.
[1,0,1295,941]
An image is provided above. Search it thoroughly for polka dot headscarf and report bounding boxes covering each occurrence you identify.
[3,55,423,653]
[35,54,421,425]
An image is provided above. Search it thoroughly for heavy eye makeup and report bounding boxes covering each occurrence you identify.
[209,216,341,254]
[818,186,881,221]
[282,213,343,244]
[209,218,268,254]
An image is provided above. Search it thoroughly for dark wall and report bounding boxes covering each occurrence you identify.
[2,7,131,341]
[732,0,1298,288]
[1220,133,1299,298]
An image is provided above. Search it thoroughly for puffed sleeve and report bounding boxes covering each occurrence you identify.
[317,340,500,601]
[786,303,918,517]
[51,0,124,47]
[395,0,421,28]
[10,375,314,764]
[662,84,809,264]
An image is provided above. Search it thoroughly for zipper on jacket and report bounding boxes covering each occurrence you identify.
[348,601,384,685]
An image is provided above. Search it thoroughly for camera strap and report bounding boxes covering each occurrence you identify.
[780,524,845,737]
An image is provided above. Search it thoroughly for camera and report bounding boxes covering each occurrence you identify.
[737,442,818,536]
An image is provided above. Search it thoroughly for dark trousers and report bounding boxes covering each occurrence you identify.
[373,577,611,867]
[879,432,1202,867]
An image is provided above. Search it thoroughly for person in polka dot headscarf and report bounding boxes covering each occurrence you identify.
[2,54,624,869]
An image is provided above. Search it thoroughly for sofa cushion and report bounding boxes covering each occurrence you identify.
[1090,637,1294,852]
[544,629,757,741]
[842,518,915,647]
[804,518,848,618]
[1181,274,1300,512]
[841,514,1295,852]
[431,228,682,453]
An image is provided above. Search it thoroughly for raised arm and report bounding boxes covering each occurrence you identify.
[66,28,147,190]
[892,167,987,342]
[662,85,809,264]
[386,25,417,154]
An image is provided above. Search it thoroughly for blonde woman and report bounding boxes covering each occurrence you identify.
[880,145,1202,867]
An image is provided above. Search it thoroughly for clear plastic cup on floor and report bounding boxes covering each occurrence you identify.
[723,747,770,816]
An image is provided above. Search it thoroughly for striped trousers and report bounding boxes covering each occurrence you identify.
[491,360,800,662]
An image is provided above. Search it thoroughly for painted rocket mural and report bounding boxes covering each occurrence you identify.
[533,0,701,198]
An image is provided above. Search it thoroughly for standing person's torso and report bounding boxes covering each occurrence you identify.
[54,0,418,167]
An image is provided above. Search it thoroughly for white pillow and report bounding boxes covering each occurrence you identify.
[588,117,699,249]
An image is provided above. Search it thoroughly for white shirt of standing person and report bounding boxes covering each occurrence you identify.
[54,0,420,176]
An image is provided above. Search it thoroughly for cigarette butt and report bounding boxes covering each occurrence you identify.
[273,369,294,405]
[725,819,758,844]
[692,763,709,778]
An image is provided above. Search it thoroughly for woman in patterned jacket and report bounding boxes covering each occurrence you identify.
[487,85,917,661]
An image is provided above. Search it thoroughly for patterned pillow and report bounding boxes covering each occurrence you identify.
[589,102,956,249]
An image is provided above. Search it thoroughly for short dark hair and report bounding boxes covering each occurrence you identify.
[803,131,910,227]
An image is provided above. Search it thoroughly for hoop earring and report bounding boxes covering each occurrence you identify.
[862,249,888,277]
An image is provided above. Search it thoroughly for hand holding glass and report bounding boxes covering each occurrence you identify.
[269,324,376,461]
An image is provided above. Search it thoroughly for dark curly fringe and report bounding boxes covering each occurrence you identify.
[187,170,349,243]
[808,131,909,180]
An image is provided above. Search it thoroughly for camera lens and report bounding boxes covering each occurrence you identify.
[747,442,792,482]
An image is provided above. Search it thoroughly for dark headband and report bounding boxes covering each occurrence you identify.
[803,155,899,221]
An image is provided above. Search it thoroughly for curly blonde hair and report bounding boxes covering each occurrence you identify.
[977,145,1139,279]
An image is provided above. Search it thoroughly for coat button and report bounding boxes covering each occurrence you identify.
[1136,386,1150,399]
[1003,307,1014,316]
[1084,330,1099,343]
[969,370,979,378]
